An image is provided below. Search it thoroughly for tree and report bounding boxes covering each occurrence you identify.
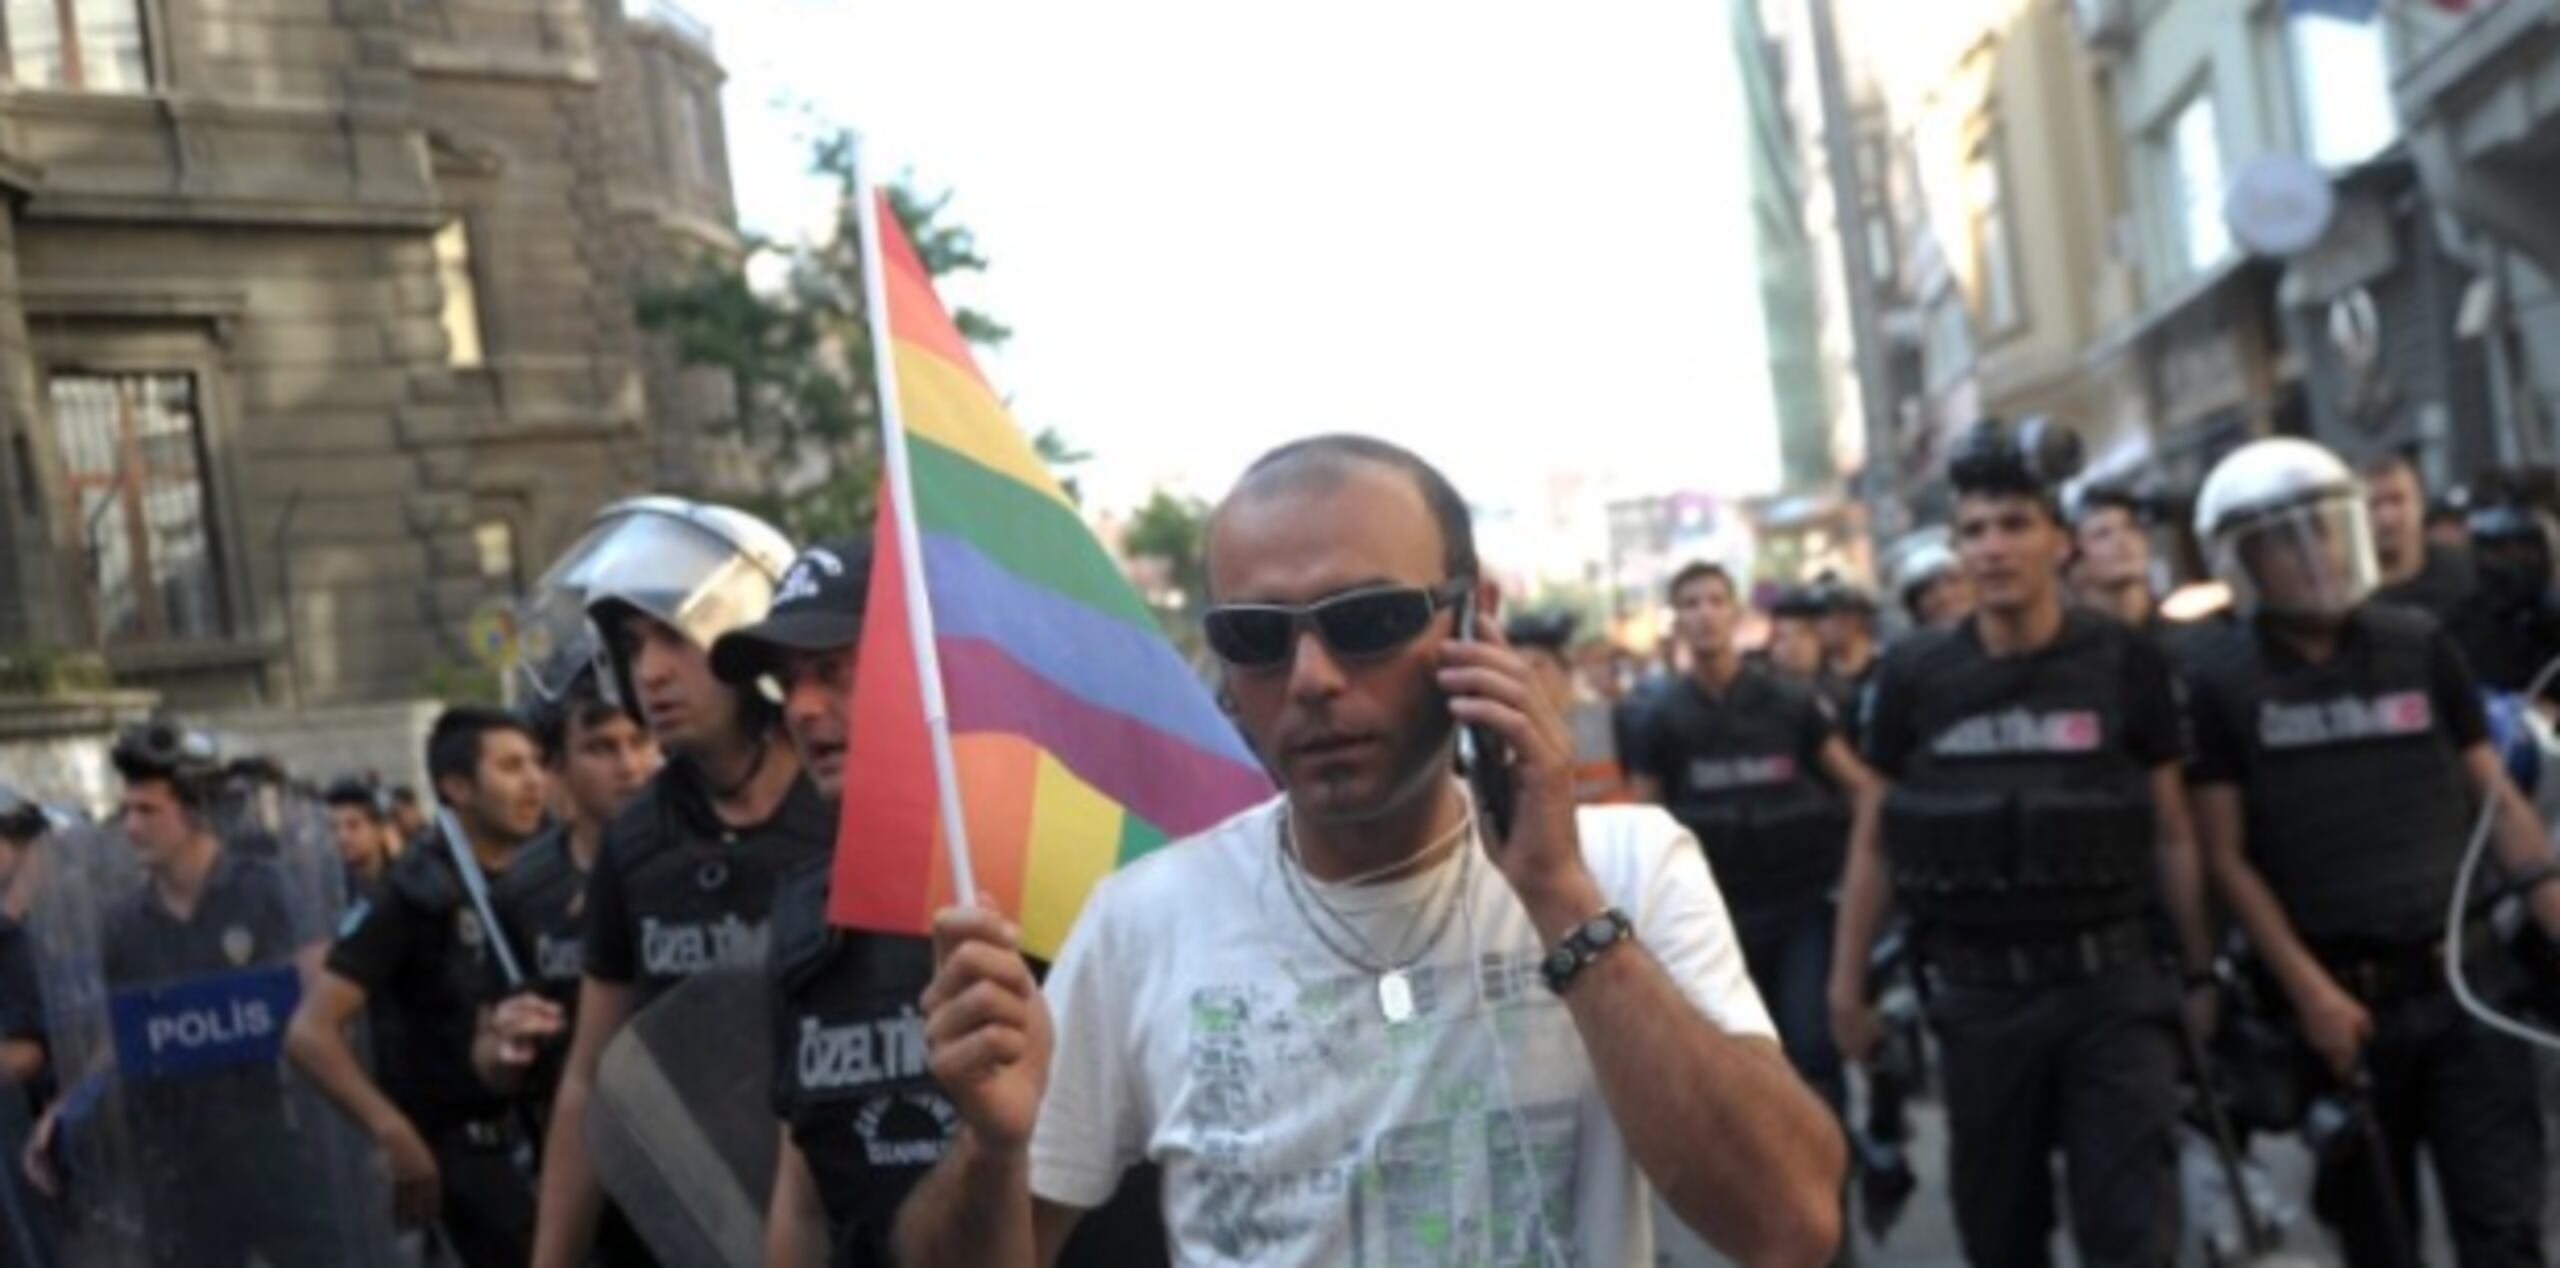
[637,128,1065,540]
[1122,489,1212,654]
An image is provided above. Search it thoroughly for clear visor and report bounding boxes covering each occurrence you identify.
[518,506,782,703]
[2210,496,2379,619]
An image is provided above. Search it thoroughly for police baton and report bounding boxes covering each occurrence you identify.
[435,808,526,991]
[2342,1062,2419,1268]
[2166,967,2284,1263]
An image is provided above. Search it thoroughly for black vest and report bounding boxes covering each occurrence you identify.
[1880,614,2158,939]
[2186,607,2474,944]
[767,864,953,1268]
[1651,673,1848,917]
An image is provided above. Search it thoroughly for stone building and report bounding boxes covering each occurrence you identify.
[0,0,745,718]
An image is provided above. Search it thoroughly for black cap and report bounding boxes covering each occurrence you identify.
[711,538,874,685]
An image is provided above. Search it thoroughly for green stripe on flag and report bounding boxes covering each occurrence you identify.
[1116,814,1170,868]
[910,436,1156,629]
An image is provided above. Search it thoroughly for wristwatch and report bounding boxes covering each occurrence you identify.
[1542,907,1634,996]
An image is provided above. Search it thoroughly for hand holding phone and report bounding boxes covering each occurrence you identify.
[1454,594,1517,843]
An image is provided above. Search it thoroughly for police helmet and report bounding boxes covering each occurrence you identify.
[1890,541,1958,621]
[522,497,796,711]
[110,719,226,803]
[2466,501,2560,610]
[1947,415,2083,509]
[2193,437,2378,620]
[0,784,44,845]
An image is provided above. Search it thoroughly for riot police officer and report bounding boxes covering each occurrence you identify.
[715,539,1168,1267]
[1631,560,1877,1118]
[286,706,551,1267]
[473,668,659,1144]
[2185,438,2560,1267]
[1829,418,2214,1268]
[527,497,824,1268]
[27,721,384,1267]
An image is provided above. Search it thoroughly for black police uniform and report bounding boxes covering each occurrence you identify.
[1632,665,1849,1113]
[766,864,1169,1267]
[579,760,833,1267]
[487,824,588,1140]
[1863,609,2185,1268]
[2376,544,2474,624]
[327,843,535,1268]
[104,847,341,1268]
[2183,605,2545,1268]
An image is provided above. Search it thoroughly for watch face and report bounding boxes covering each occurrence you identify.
[1543,947,1576,979]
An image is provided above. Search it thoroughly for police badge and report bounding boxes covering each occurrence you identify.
[221,925,256,967]
[455,909,484,949]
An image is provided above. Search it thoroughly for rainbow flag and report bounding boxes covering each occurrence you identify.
[832,190,1271,957]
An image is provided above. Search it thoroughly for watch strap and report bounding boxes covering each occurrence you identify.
[1541,907,1634,995]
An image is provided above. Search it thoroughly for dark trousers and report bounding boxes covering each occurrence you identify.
[138,1137,345,1268]
[1928,961,2182,1268]
[1739,901,1846,1116]
[427,1125,535,1268]
[2310,987,2545,1268]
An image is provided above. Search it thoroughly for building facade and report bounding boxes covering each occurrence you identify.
[0,0,742,711]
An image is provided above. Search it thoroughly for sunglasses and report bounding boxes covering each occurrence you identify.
[1203,580,1474,670]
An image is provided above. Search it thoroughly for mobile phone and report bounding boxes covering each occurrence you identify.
[1454,591,1517,842]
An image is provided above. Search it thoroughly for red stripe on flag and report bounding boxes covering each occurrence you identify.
[876,192,991,391]
[831,491,940,934]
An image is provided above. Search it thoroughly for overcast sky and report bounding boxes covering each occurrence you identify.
[711,0,1780,516]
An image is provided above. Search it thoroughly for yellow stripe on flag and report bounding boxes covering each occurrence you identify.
[891,342,1073,511]
[1018,750,1124,958]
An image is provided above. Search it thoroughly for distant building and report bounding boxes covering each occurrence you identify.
[0,0,747,709]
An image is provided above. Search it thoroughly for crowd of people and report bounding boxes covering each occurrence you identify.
[0,421,2555,1267]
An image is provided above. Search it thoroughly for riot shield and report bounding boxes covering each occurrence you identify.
[588,962,777,1268]
[25,794,400,1268]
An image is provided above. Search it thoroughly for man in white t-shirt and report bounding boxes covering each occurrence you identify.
[894,434,1846,1267]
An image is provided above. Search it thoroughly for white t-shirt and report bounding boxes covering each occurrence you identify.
[1029,794,1775,1267]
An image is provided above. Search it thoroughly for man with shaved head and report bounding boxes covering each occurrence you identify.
[896,433,1844,1267]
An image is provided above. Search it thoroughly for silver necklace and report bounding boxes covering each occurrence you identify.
[1277,809,1475,1024]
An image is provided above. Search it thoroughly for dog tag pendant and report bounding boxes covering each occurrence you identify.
[1378,969,1416,1024]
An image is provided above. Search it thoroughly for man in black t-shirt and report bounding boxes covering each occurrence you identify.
[2187,438,2560,1267]
[712,538,1166,1268]
[476,678,658,1145]
[286,707,550,1267]
[1631,561,1876,1117]
[1829,418,2213,1268]
[2364,448,2474,621]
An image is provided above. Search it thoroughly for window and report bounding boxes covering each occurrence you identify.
[1967,143,2020,333]
[2165,91,2231,277]
[7,0,150,92]
[48,372,224,644]
[473,520,517,588]
[2286,10,2396,167]
[434,221,486,369]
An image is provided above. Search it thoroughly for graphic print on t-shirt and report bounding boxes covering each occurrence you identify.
[1176,949,1583,1267]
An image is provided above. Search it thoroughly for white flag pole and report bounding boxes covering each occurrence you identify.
[850,136,979,909]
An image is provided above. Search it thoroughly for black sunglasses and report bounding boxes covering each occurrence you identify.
[1203,580,1474,670]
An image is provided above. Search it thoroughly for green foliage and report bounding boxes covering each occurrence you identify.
[1122,490,1212,653]
[637,127,1059,541]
